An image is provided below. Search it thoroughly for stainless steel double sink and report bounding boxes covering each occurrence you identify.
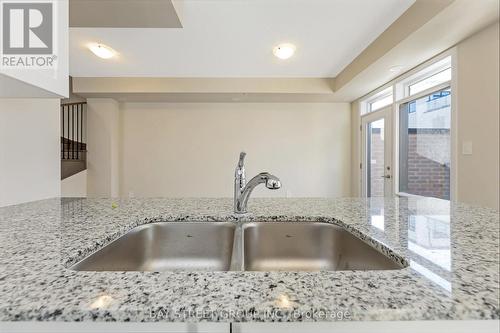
[71,222,404,272]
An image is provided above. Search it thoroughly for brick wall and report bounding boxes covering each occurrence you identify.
[405,129,450,199]
[369,128,450,199]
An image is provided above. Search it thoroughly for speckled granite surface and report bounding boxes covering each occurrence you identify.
[0,197,498,322]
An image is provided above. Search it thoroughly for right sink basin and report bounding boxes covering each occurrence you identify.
[242,222,404,271]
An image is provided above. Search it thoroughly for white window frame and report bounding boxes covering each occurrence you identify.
[394,54,453,101]
[397,56,452,100]
[394,82,452,199]
[357,48,458,201]
[360,86,393,116]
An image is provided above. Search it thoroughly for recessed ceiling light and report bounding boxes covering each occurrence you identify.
[389,65,403,73]
[88,43,117,59]
[273,43,296,60]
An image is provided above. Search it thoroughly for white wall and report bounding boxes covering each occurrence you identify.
[350,102,361,197]
[0,99,60,207]
[455,22,499,209]
[86,98,120,197]
[118,103,351,198]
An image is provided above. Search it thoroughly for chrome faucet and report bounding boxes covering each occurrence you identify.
[234,152,281,214]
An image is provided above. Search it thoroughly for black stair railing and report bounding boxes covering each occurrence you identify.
[61,102,86,160]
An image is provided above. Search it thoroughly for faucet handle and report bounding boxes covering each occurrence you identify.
[238,151,246,168]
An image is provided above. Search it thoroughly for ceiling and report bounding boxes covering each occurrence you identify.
[69,0,415,78]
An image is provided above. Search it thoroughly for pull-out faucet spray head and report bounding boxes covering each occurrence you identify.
[265,176,281,190]
[234,152,281,214]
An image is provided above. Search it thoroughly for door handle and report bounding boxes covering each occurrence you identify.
[381,175,391,179]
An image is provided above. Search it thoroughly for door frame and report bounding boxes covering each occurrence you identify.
[361,106,393,197]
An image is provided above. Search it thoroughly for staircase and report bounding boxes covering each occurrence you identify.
[61,102,87,180]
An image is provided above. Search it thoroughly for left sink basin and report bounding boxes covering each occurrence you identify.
[70,222,236,272]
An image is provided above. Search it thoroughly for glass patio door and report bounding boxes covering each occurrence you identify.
[362,106,393,197]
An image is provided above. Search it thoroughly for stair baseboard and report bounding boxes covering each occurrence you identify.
[61,160,86,180]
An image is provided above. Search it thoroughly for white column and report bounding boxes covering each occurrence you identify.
[86,98,120,197]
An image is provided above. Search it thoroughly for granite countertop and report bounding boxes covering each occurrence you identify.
[0,197,498,322]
